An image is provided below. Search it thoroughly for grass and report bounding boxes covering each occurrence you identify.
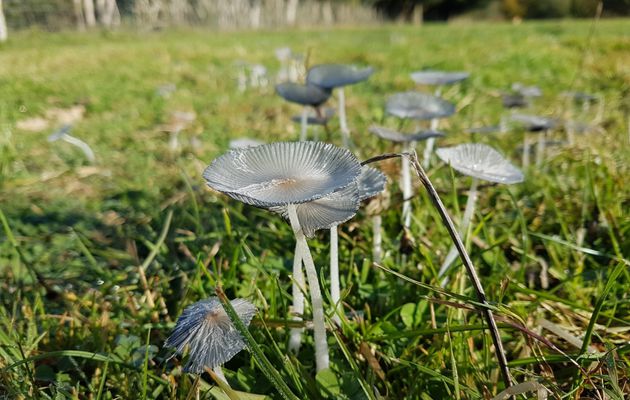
[1,19,629,399]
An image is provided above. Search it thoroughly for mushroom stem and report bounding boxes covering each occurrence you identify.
[372,214,382,263]
[401,144,413,228]
[522,133,530,168]
[438,178,479,284]
[406,152,513,389]
[288,241,305,353]
[62,134,96,163]
[422,118,440,169]
[330,226,341,326]
[213,366,228,384]
[287,204,330,372]
[300,107,309,141]
[168,131,180,152]
[535,130,546,166]
[337,87,350,147]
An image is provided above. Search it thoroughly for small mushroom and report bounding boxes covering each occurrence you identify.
[307,64,375,147]
[276,82,332,141]
[509,113,558,167]
[435,143,523,285]
[162,111,196,152]
[291,108,334,141]
[165,297,256,378]
[203,141,362,372]
[48,124,95,163]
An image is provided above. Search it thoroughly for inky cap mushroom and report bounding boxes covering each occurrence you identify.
[369,125,444,143]
[436,143,524,184]
[291,108,335,126]
[275,82,332,107]
[510,113,557,132]
[410,70,469,86]
[386,91,455,120]
[357,166,387,201]
[306,64,374,89]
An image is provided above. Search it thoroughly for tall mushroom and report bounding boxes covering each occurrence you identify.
[409,70,469,168]
[276,82,332,141]
[306,64,374,147]
[435,143,524,284]
[203,141,362,372]
[509,113,557,167]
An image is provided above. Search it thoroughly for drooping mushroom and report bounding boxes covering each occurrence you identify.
[203,141,362,371]
[306,64,374,147]
[48,124,96,163]
[165,297,256,381]
[276,82,332,141]
[435,143,523,284]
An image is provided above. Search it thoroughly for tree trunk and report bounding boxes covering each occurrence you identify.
[286,0,298,26]
[73,0,86,30]
[0,0,7,42]
[249,0,261,29]
[412,4,423,25]
[322,1,333,25]
[83,0,97,27]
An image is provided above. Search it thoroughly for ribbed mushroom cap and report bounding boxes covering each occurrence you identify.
[291,108,335,126]
[510,113,557,132]
[270,181,360,238]
[306,64,374,89]
[203,141,362,208]
[229,138,265,149]
[48,125,72,142]
[165,297,256,373]
[276,82,332,107]
[410,70,469,86]
[369,125,444,143]
[357,166,387,201]
[436,143,524,184]
[386,92,455,120]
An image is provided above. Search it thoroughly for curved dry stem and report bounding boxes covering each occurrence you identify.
[63,134,96,163]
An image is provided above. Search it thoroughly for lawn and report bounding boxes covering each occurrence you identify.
[0,20,629,399]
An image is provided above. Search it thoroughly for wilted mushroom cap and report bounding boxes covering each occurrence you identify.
[276,82,332,107]
[270,181,360,237]
[165,297,256,373]
[386,92,455,120]
[357,166,387,201]
[291,108,335,126]
[510,113,557,132]
[229,138,265,149]
[203,141,362,207]
[410,70,469,86]
[48,125,72,142]
[436,143,524,184]
[306,64,374,89]
[369,125,444,143]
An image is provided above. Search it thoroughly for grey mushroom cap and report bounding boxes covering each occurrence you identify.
[270,181,360,238]
[164,297,256,373]
[512,83,542,98]
[502,93,528,109]
[203,141,362,208]
[357,166,387,201]
[48,125,72,142]
[510,113,557,132]
[306,64,374,89]
[436,143,524,184]
[466,125,502,134]
[291,108,335,126]
[369,125,444,143]
[229,138,265,149]
[410,70,469,86]
[561,91,598,103]
[275,82,332,107]
[386,91,456,120]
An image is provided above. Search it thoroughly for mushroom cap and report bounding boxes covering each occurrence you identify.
[270,181,360,237]
[410,70,469,86]
[502,93,528,109]
[512,83,542,98]
[306,64,374,89]
[275,82,332,107]
[510,113,557,132]
[229,138,265,149]
[561,91,598,103]
[165,297,256,373]
[203,141,362,207]
[48,125,72,142]
[436,143,524,184]
[386,91,455,120]
[466,125,502,134]
[291,108,335,126]
[369,125,444,143]
[357,166,387,201]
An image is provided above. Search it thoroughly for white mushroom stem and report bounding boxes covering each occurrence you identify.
[535,130,546,166]
[522,134,531,168]
[168,131,180,152]
[401,144,413,229]
[438,178,478,285]
[372,214,382,263]
[287,204,330,372]
[62,133,96,163]
[337,87,350,148]
[288,241,305,353]
[299,107,309,141]
[329,226,341,326]
[213,366,228,384]
[422,118,440,169]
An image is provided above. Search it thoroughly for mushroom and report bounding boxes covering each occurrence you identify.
[306,64,374,147]
[384,92,455,228]
[276,82,332,141]
[509,113,557,167]
[290,107,334,141]
[229,138,265,149]
[435,143,523,284]
[165,297,256,381]
[162,111,196,152]
[356,165,388,266]
[203,141,362,371]
[561,91,601,145]
[48,124,96,163]
[409,70,469,168]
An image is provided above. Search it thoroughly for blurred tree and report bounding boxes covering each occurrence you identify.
[368,0,491,21]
